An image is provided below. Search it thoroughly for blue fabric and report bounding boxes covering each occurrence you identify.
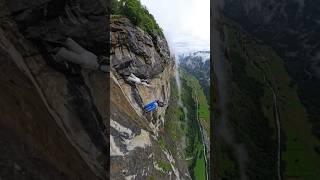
[144,101,155,109]
[145,104,156,112]
[146,105,155,112]
[144,101,158,112]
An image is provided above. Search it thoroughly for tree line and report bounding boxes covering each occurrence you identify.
[111,0,164,36]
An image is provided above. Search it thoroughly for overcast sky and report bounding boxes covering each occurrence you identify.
[140,0,210,55]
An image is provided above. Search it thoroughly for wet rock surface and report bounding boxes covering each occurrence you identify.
[111,17,170,79]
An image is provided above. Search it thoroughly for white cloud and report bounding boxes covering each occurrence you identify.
[140,0,210,55]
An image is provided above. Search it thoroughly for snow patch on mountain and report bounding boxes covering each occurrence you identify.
[180,51,210,63]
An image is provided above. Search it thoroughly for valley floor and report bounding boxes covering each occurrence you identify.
[213,19,320,179]
[164,68,210,180]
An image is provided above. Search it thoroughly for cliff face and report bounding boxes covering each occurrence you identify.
[0,0,187,179]
[110,17,172,132]
[0,0,108,179]
[110,17,190,180]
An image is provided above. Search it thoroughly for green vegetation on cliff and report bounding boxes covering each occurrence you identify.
[111,0,163,36]
[164,78,185,157]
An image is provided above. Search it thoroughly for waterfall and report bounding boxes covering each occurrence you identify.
[174,57,188,121]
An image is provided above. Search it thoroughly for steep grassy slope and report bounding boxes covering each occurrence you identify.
[214,20,320,179]
[181,69,210,134]
[222,1,320,144]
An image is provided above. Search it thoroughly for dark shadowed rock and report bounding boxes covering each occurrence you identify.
[0,0,108,179]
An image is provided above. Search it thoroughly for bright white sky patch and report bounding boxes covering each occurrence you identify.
[140,0,210,55]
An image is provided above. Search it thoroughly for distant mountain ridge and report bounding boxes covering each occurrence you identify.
[179,51,210,63]
[178,51,210,100]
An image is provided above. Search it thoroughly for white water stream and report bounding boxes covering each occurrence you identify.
[174,59,188,122]
[195,95,209,180]
[267,83,282,180]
